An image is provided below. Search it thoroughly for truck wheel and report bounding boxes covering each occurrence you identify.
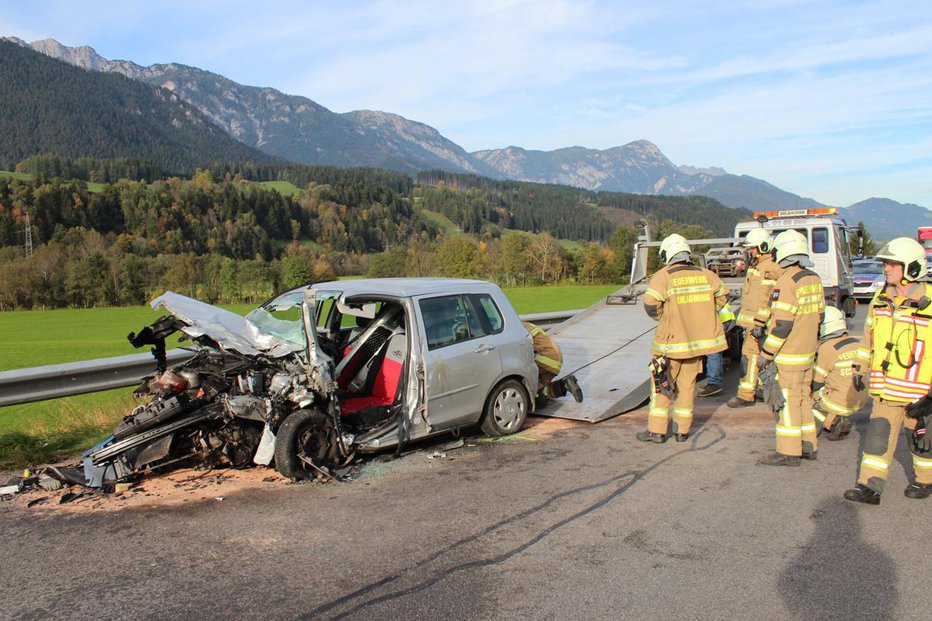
[274,409,333,480]
[481,379,530,437]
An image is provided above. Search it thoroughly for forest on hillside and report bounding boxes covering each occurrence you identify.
[0,158,750,310]
[0,39,275,174]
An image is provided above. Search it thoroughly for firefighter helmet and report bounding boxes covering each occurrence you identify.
[875,237,927,282]
[773,230,809,264]
[659,234,691,265]
[820,305,847,339]
[743,228,773,253]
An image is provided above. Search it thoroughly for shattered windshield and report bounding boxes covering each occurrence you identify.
[246,288,344,345]
[245,290,308,347]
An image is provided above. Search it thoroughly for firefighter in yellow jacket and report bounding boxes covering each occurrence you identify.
[811,306,869,441]
[757,230,825,465]
[845,238,932,504]
[638,234,728,443]
[523,322,583,404]
[728,228,783,407]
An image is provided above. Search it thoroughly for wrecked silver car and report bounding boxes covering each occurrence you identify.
[83,278,539,487]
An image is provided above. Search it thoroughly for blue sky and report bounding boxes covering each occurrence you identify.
[2,0,931,208]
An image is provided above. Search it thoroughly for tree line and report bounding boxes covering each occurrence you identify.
[1,159,761,310]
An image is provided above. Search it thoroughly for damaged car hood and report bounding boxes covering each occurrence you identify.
[151,291,305,358]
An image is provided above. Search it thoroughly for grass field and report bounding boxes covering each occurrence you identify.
[258,180,302,196]
[0,284,619,466]
[418,209,461,236]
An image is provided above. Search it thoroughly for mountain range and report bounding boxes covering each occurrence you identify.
[4,36,930,239]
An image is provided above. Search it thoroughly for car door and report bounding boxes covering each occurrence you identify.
[417,293,503,429]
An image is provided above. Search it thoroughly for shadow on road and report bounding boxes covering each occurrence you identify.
[300,425,728,621]
[777,495,897,620]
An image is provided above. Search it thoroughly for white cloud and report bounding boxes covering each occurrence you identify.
[2,0,932,205]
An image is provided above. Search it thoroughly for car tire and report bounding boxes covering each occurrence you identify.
[274,409,334,480]
[481,379,530,437]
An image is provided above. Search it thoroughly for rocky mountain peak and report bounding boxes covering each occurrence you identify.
[679,164,727,177]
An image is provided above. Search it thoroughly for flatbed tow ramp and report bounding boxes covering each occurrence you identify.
[534,286,656,422]
[536,227,745,423]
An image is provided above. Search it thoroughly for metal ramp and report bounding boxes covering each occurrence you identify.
[533,220,743,423]
[535,283,656,422]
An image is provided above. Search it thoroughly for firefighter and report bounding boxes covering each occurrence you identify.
[757,230,825,466]
[523,322,583,404]
[844,238,932,504]
[811,306,869,440]
[638,233,729,443]
[728,228,783,408]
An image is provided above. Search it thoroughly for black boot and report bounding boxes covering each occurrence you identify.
[844,484,881,505]
[757,452,801,466]
[826,418,852,441]
[726,396,754,408]
[563,375,583,403]
[675,433,689,442]
[635,430,667,443]
[801,442,817,461]
[904,483,932,499]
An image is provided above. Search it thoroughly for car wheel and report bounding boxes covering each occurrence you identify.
[481,379,530,437]
[274,409,334,480]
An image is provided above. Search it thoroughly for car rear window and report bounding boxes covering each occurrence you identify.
[470,294,504,334]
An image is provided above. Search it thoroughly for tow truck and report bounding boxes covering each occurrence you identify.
[735,208,857,316]
[535,207,858,424]
[918,226,932,261]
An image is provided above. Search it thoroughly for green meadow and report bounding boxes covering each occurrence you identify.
[0,283,619,465]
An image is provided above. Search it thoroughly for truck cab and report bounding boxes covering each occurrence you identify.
[734,208,856,316]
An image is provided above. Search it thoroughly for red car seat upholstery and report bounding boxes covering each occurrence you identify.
[341,331,407,415]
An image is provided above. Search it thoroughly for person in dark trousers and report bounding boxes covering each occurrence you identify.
[698,303,735,397]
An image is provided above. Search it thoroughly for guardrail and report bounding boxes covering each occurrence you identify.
[0,309,581,408]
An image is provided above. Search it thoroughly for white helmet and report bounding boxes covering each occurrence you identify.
[743,228,773,253]
[659,233,691,265]
[819,305,847,339]
[773,230,809,265]
[875,237,927,282]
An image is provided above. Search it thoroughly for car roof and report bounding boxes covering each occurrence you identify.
[309,277,497,298]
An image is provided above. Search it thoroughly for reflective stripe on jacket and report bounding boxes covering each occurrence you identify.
[737,254,782,328]
[644,263,728,359]
[865,283,932,403]
[523,321,563,375]
[761,264,824,367]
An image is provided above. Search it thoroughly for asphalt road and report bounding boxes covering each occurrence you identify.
[3,304,927,620]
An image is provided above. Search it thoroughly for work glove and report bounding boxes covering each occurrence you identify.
[757,355,772,372]
[751,326,766,345]
[914,417,932,453]
[853,374,866,392]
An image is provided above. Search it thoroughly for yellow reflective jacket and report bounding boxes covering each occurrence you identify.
[737,254,782,328]
[523,321,563,376]
[813,334,870,414]
[644,263,728,359]
[761,264,824,367]
[865,283,932,403]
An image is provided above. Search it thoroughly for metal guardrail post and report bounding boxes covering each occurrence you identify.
[0,310,582,408]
